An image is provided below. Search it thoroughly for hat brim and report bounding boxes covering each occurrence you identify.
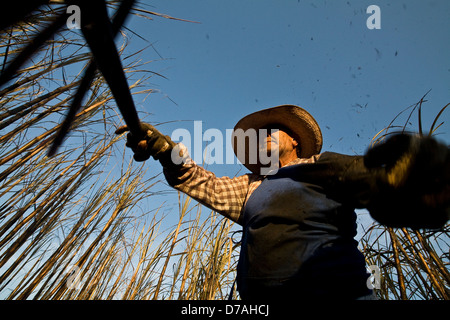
[232,105,323,174]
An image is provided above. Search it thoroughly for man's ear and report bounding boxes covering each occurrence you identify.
[294,139,301,157]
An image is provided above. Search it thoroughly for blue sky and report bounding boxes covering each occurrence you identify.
[120,0,450,231]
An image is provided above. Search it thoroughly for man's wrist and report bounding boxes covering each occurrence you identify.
[159,143,193,168]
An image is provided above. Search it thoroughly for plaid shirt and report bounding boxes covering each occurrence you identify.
[163,144,320,225]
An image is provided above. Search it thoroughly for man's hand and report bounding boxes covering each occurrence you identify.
[364,133,449,229]
[115,122,176,162]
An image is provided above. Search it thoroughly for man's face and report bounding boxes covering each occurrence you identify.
[259,127,298,159]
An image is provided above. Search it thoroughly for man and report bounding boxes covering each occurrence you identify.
[115,105,449,300]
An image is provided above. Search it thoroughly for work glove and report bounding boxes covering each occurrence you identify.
[115,122,177,162]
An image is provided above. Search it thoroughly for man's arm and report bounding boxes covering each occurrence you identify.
[278,134,449,229]
[161,146,256,225]
[115,123,257,225]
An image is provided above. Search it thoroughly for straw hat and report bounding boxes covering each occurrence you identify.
[232,105,323,174]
